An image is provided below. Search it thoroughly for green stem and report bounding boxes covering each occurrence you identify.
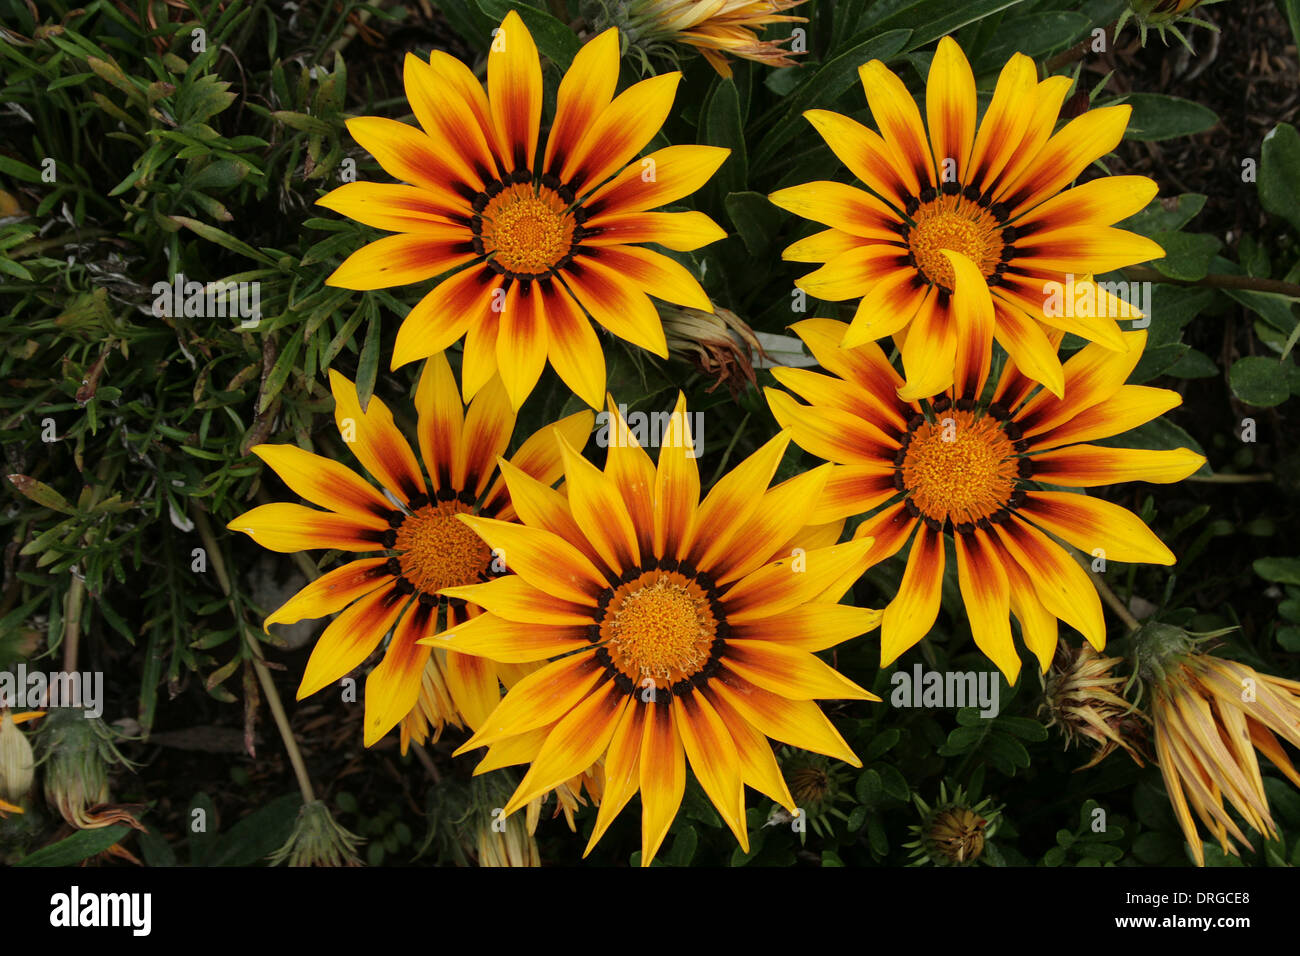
[1086,562,1141,633]
[12,228,111,259]
[192,506,316,804]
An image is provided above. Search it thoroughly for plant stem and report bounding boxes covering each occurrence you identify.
[62,577,84,674]
[1081,556,1142,634]
[1186,472,1274,483]
[1123,265,1300,298]
[63,460,111,682]
[192,506,316,804]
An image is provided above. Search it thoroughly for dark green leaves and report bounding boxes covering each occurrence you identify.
[1260,122,1300,233]
[476,0,579,68]
[1121,94,1219,142]
[1230,356,1290,407]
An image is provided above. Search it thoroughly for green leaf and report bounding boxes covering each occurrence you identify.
[258,332,303,414]
[1119,193,1206,234]
[1281,0,1300,56]
[1148,231,1221,281]
[1254,557,1300,587]
[190,159,249,189]
[1223,288,1298,337]
[0,154,44,183]
[752,29,911,169]
[1163,348,1218,379]
[1132,343,1189,383]
[1229,356,1290,407]
[724,191,782,258]
[996,716,1048,742]
[979,12,1091,63]
[704,80,747,197]
[170,216,280,267]
[1259,122,1300,233]
[354,306,382,412]
[665,824,699,866]
[1121,94,1218,142]
[868,0,1025,50]
[5,474,75,514]
[476,0,579,68]
[207,793,303,865]
[16,824,133,866]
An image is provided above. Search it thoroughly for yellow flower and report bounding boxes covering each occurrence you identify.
[769,36,1163,400]
[766,320,1204,683]
[433,396,881,865]
[227,354,592,748]
[1141,632,1300,866]
[618,0,809,77]
[319,12,729,409]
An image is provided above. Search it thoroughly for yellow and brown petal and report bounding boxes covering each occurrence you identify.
[1147,647,1300,866]
[319,12,729,411]
[620,0,810,77]
[769,36,1163,400]
[767,318,1204,683]
[227,354,594,748]
[430,395,881,865]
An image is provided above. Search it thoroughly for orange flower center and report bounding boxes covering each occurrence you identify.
[479,183,575,276]
[900,410,1017,526]
[907,196,1003,291]
[600,571,718,689]
[393,500,490,594]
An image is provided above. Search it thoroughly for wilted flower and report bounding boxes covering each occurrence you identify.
[469,774,540,867]
[905,783,1000,866]
[0,709,43,810]
[36,708,143,831]
[661,304,765,397]
[1137,623,1300,866]
[269,800,364,867]
[593,0,808,76]
[1041,642,1147,770]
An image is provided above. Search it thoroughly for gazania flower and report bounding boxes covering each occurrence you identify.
[769,36,1163,401]
[1041,642,1147,770]
[227,355,593,747]
[610,0,808,77]
[905,783,1000,866]
[1138,626,1300,867]
[433,396,881,865]
[319,12,729,410]
[767,319,1204,683]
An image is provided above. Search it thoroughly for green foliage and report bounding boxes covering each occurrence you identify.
[0,0,1297,869]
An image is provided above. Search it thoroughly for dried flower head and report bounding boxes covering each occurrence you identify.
[1041,641,1147,770]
